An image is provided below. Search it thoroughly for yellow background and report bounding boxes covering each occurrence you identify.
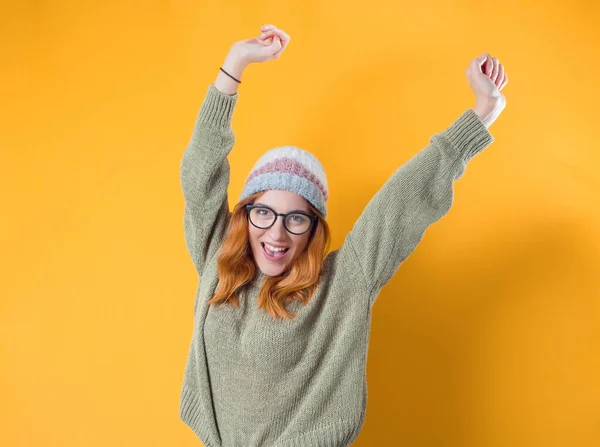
[2,1,599,446]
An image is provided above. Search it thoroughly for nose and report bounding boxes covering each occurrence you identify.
[267,216,288,239]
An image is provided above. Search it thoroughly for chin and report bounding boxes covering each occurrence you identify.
[258,262,287,277]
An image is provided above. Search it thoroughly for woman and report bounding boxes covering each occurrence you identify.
[179,24,507,447]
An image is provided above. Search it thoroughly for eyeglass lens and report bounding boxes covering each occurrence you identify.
[249,207,311,234]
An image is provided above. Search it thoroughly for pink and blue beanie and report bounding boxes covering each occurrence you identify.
[239,145,329,218]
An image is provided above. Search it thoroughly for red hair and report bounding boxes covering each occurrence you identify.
[207,192,331,319]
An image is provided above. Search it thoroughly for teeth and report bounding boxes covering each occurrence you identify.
[264,243,287,252]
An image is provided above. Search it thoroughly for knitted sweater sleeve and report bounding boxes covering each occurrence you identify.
[346,109,495,306]
[180,84,238,279]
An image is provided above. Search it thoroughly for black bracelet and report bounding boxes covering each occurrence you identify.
[220,67,241,84]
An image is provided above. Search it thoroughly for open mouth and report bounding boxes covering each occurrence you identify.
[261,242,290,260]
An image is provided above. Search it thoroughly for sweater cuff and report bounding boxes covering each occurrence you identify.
[197,83,239,128]
[442,108,494,163]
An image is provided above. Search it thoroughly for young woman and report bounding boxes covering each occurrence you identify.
[179,24,507,447]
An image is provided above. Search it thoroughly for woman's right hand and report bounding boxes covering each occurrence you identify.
[230,24,291,66]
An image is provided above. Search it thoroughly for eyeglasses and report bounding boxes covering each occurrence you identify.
[245,204,318,235]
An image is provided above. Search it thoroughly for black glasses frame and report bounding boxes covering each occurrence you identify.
[245,204,318,235]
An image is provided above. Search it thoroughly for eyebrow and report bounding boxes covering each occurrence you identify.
[254,202,309,214]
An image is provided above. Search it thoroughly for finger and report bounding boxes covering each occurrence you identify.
[272,39,287,58]
[260,24,275,31]
[495,64,505,89]
[258,29,275,41]
[473,53,490,75]
[272,28,290,48]
[484,56,493,76]
[259,28,290,49]
[270,37,283,58]
[255,35,272,47]
[479,53,492,76]
[491,58,500,82]
[270,35,281,51]
[273,42,285,58]
[499,72,508,90]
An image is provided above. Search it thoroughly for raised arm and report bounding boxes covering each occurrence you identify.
[180,25,291,278]
[343,53,509,306]
[345,109,494,304]
[180,82,238,279]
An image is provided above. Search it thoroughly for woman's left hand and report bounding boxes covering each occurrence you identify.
[466,53,508,128]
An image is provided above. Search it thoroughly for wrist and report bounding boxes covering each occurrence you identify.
[224,47,250,77]
[471,99,504,129]
[213,50,249,96]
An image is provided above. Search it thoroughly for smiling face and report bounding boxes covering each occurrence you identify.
[248,190,314,277]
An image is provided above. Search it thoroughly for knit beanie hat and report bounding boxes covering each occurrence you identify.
[239,145,329,219]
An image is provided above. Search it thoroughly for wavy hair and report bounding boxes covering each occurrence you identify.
[207,191,331,320]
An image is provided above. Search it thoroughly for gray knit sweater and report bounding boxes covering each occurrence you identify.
[179,83,494,446]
